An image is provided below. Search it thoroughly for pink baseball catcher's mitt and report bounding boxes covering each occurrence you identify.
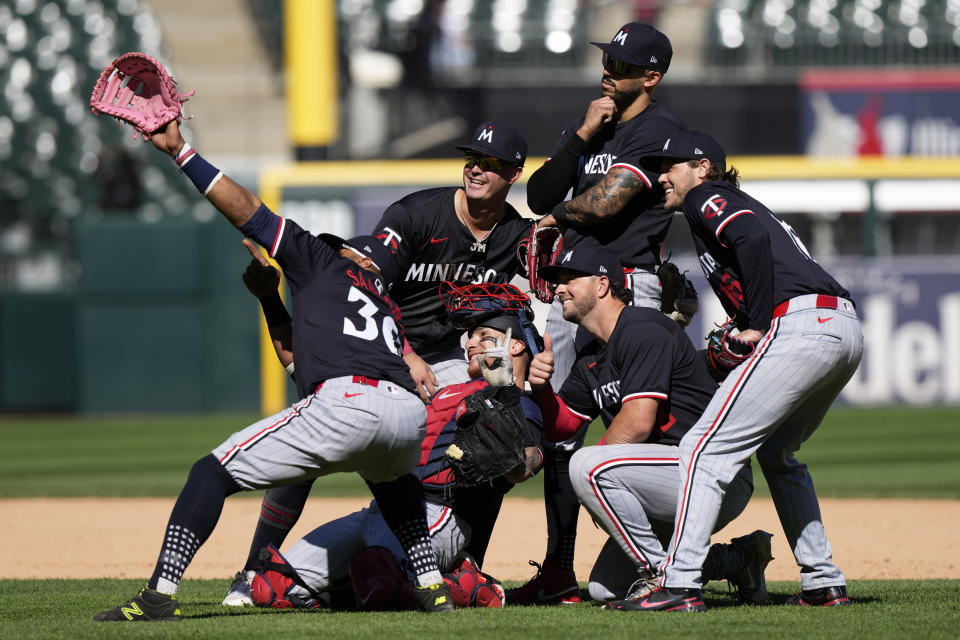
[517,224,564,303]
[90,52,195,139]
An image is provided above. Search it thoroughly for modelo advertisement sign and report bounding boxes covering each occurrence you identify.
[689,258,960,406]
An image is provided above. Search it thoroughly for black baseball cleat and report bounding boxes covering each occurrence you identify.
[413,581,456,613]
[605,587,706,612]
[728,530,774,605]
[785,585,851,606]
[92,587,182,622]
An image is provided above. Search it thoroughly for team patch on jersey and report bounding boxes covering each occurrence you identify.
[377,226,402,250]
[700,194,728,219]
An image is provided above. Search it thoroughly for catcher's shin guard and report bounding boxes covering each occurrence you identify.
[250,544,323,609]
[442,556,505,608]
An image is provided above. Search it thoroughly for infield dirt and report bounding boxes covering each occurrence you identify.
[3,497,957,581]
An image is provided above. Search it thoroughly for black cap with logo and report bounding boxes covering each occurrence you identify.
[591,22,672,73]
[539,239,627,288]
[318,233,400,286]
[455,120,527,167]
[653,130,727,171]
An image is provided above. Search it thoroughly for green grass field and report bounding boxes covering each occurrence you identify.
[1,406,958,637]
[0,579,957,639]
[1,406,959,498]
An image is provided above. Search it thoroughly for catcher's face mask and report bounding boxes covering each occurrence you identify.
[440,282,544,355]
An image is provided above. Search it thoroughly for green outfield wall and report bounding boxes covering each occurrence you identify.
[1,219,261,412]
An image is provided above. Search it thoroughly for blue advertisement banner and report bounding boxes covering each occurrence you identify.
[800,70,960,156]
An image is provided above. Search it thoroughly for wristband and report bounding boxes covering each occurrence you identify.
[551,200,569,222]
[174,144,224,195]
[259,293,291,328]
[174,142,196,167]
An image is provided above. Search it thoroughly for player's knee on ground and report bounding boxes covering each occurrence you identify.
[588,539,647,601]
[348,546,416,611]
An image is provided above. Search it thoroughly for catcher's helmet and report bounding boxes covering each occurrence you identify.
[440,282,544,355]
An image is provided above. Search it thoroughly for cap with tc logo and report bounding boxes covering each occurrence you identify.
[591,22,672,73]
[455,120,527,166]
[538,238,627,288]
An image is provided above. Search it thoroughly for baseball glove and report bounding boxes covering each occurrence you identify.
[90,52,194,140]
[445,385,528,486]
[517,225,563,303]
[657,261,699,327]
[704,321,755,381]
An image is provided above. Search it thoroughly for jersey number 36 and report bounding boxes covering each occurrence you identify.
[343,286,403,356]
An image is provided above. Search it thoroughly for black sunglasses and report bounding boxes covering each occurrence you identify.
[602,52,633,74]
[464,154,503,172]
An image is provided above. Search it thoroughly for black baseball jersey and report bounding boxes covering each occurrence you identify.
[551,102,685,266]
[413,378,544,506]
[558,306,715,446]
[373,187,531,358]
[682,181,852,332]
[240,204,416,397]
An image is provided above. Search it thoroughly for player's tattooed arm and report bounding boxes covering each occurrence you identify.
[554,167,647,225]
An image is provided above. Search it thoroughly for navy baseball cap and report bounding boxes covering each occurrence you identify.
[591,22,672,73]
[539,239,627,288]
[319,233,400,285]
[455,120,527,167]
[653,130,727,171]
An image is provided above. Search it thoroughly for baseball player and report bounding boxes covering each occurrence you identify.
[239,283,545,610]
[222,121,534,606]
[527,239,772,607]
[93,120,455,621]
[516,22,687,601]
[377,120,531,397]
[621,130,863,612]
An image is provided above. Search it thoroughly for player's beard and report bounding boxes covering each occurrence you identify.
[604,80,645,114]
[561,292,597,324]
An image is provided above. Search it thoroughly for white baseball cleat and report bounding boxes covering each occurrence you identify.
[222,570,256,607]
